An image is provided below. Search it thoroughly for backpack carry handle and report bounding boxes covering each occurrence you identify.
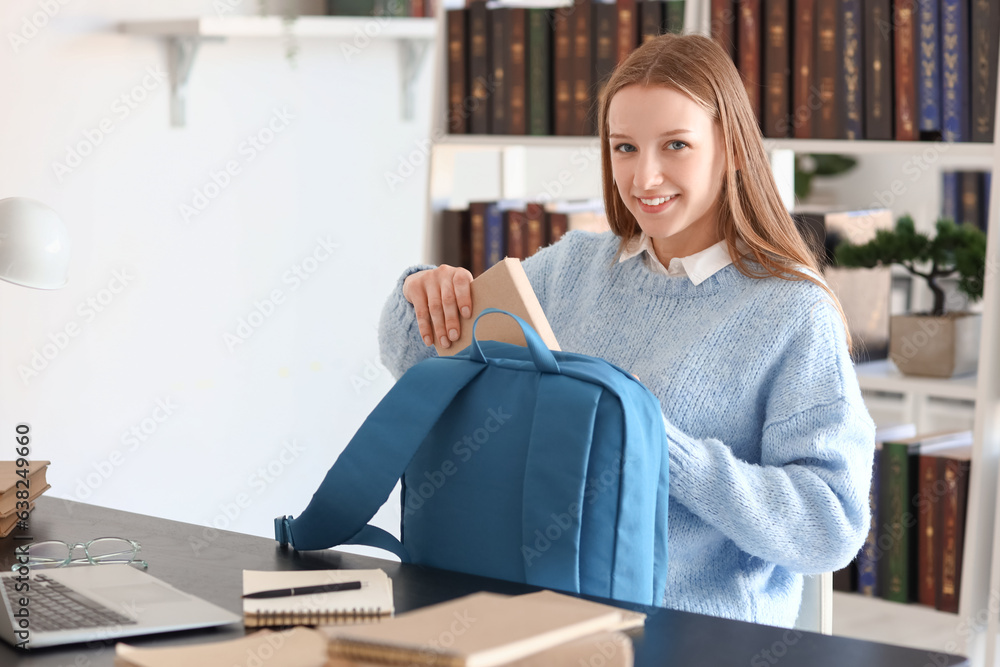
[469,308,560,374]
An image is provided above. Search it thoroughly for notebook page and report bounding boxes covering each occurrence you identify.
[242,569,393,620]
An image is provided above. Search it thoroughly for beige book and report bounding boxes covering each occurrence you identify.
[0,500,35,538]
[323,590,644,667]
[325,630,634,667]
[435,258,559,357]
[243,569,393,628]
[0,460,51,518]
[114,626,328,667]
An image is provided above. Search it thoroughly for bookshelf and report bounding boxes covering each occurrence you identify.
[425,1,1000,662]
[120,16,436,127]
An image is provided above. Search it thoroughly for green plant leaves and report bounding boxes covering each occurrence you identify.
[833,213,988,315]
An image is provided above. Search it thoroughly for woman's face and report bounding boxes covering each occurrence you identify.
[608,84,728,262]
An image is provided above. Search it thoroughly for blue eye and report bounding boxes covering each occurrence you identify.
[613,143,636,153]
[667,140,688,150]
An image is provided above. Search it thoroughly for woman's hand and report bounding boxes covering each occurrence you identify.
[402,265,473,349]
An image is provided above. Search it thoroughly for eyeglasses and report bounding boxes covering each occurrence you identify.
[9,537,149,571]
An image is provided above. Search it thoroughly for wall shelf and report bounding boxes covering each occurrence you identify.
[855,360,978,433]
[120,16,436,127]
[832,592,964,655]
[436,133,994,161]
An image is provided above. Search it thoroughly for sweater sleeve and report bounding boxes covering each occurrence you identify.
[377,264,438,380]
[664,297,877,575]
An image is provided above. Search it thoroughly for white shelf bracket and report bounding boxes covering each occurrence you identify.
[167,36,223,128]
[398,38,431,122]
[168,36,201,128]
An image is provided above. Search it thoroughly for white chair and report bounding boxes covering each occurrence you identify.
[794,572,833,634]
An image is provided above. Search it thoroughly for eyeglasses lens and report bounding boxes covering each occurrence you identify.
[24,541,69,568]
[86,538,136,564]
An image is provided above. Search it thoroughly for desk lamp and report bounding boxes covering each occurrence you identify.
[0,197,70,289]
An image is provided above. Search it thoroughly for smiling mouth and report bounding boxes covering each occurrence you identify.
[637,195,678,206]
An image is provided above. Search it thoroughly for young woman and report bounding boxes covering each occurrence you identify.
[378,33,875,628]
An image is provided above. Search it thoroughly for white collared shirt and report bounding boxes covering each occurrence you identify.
[617,234,734,286]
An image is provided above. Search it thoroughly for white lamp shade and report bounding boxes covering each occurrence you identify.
[0,197,71,289]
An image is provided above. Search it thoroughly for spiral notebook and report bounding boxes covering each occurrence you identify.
[242,569,393,628]
[323,589,644,666]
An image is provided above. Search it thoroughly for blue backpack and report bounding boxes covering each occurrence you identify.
[274,309,669,607]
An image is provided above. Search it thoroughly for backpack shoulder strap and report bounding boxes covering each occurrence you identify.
[274,357,485,553]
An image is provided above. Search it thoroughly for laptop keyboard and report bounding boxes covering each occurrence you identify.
[4,573,137,633]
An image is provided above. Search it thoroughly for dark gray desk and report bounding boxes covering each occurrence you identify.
[0,497,969,666]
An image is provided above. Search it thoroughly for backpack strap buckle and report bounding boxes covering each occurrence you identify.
[274,515,294,547]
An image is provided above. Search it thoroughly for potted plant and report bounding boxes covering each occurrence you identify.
[834,214,987,378]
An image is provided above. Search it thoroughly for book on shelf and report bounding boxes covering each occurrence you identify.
[941,169,992,233]
[841,0,863,140]
[707,0,999,142]
[838,423,917,598]
[832,561,857,593]
[864,0,893,140]
[866,429,973,611]
[322,589,644,667]
[942,0,971,142]
[918,0,943,140]
[439,198,607,275]
[444,0,998,142]
[972,0,1000,142]
[242,569,394,628]
[528,7,552,136]
[894,0,918,141]
[445,0,685,137]
[762,0,791,138]
[935,443,973,613]
[572,0,594,136]
[327,0,436,17]
[0,460,51,538]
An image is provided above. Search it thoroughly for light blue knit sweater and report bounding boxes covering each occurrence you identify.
[377,230,876,628]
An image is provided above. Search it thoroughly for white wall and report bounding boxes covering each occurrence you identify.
[0,0,435,551]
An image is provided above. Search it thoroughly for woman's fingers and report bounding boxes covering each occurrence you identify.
[403,266,474,349]
[439,282,462,347]
[453,269,473,320]
[426,286,449,348]
[409,290,435,347]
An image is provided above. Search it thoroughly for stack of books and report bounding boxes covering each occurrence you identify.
[0,460,51,538]
[833,426,973,614]
[440,198,609,275]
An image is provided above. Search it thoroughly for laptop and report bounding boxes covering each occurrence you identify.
[0,564,242,649]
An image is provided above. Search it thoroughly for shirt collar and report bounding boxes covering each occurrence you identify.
[617,234,734,286]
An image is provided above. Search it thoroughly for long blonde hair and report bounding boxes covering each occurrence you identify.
[597,32,852,351]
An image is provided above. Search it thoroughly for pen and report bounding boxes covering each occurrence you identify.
[242,581,364,599]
